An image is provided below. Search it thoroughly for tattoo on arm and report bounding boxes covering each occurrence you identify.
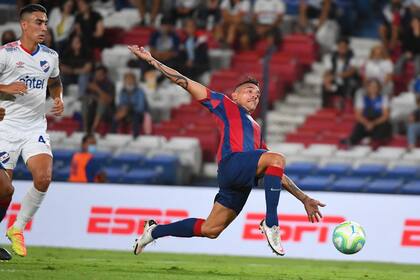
[48,76,62,90]
[282,174,308,202]
[149,59,189,90]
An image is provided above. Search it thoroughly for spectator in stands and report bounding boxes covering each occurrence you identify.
[195,0,222,30]
[180,19,210,82]
[130,0,161,26]
[82,65,116,133]
[68,133,106,183]
[378,0,409,51]
[43,28,57,51]
[60,34,93,97]
[298,0,335,32]
[111,72,151,138]
[395,13,420,77]
[131,16,181,79]
[361,44,394,96]
[407,96,420,150]
[252,0,285,43]
[48,0,76,52]
[74,0,105,49]
[321,37,358,108]
[343,78,392,150]
[169,0,201,26]
[216,0,253,49]
[1,30,16,45]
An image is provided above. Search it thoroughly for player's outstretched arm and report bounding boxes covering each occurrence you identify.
[128,45,207,100]
[282,174,326,223]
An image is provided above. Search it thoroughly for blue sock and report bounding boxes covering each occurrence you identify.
[151,218,205,239]
[264,166,284,227]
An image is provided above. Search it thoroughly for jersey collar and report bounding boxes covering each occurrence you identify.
[18,40,40,56]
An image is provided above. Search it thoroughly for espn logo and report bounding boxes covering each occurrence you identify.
[5,203,32,231]
[401,219,420,247]
[243,213,345,243]
[87,206,189,235]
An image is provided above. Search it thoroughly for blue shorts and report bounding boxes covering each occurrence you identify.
[215,149,267,214]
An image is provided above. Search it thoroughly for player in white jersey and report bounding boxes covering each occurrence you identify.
[0,4,64,257]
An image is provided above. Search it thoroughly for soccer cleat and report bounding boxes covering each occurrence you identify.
[259,219,285,256]
[0,247,12,261]
[133,220,157,255]
[6,226,27,257]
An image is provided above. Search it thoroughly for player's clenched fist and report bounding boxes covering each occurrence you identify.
[128,45,153,62]
[51,97,64,116]
[0,107,5,121]
[0,81,27,96]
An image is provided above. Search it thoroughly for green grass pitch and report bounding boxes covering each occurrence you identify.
[0,246,419,280]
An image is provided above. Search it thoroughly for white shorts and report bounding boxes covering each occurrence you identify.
[0,130,53,170]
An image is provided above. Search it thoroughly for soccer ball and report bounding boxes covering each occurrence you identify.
[332,221,366,254]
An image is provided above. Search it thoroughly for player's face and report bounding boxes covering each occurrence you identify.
[233,83,261,113]
[21,12,48,44]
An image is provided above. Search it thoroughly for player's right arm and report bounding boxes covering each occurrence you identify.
[128,45,207,100]
[0,82,27,96]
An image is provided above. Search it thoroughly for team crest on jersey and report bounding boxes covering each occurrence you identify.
[0,151,10,165]
[40,60,50,73]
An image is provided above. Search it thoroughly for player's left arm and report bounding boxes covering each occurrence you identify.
[282,174,326,223]
[48,76,64,116]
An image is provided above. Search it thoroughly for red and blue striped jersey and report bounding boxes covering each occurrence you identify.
[199,88,267,162]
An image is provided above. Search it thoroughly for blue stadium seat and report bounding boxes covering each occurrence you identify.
[317,163,351,177]
[102,167,126,184]
[285,162,317,177]
[298,176,333,191]
[107,154,146,170]
[365,179,404,194]
[53,149,75,168]
[330,177,367,192]
[144,155,180,185]
[400,181,420,195]
[121,168,160,184]
[92,151,113,165]
[54,166,71,182]
[351,164,387,178]
[384,165,419,180]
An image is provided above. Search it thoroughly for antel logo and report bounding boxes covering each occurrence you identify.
[5,203,32,231]
[401,219,420,247]
[87,206,189,235]
[243,213,345,243]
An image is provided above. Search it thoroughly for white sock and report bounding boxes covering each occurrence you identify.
[13,186,46,231]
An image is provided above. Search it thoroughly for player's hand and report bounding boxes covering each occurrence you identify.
[2,81,27,96]
[0,107,5,121]
[51,97,64,116]
[128,45,153,62]
[302,196,326,223]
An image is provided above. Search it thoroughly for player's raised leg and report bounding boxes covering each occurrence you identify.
[256,152,286,256]
[0,167,13,261]
[134,202,237,255]
[7,154,52,257]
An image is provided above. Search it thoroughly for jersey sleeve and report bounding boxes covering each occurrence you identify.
[198,88,225,112]
[0,48,8,75]
[50,53,60,78]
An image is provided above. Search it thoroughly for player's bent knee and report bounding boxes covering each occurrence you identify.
[267,152,286,167]
[201,225,223,239]
[33,175,52,190]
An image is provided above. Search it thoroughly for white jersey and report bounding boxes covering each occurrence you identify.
[0,40,59,135]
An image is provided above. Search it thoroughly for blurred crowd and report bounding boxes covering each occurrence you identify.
[2,0,420,150]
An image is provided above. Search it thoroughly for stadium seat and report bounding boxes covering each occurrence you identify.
[121,168,160,184]
[330,177,367,192]
[285,162,317,176]
[365,179,404,194]
[384,165,419,180]
[400,181,420,194]
[54,166,71,182]
[107,154,146,171]
[351,164,387,178]
[317,163,352,177]
[102,167,126,184]
[162,137,202,175]
[144,155,180,185]
[53,149,75,168]
[298,175,333,191]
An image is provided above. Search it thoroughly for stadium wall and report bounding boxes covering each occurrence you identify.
[1,181,419,264]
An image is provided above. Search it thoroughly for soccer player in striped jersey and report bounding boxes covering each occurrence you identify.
[129,45,325,256]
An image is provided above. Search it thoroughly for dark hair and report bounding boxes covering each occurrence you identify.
[95,65,108,73]
[337,36,349,45]
[19,4,47,19]
[1,29,17,45]
[82,133,95,144]
[235,77,260,90]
